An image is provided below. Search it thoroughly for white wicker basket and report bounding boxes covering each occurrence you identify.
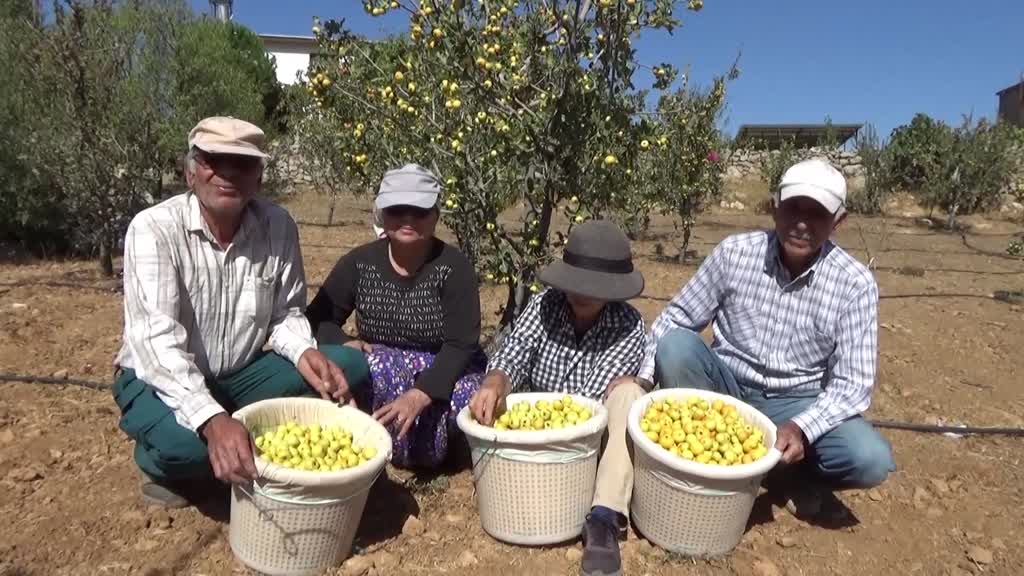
[455,392,609,545]
[229,398,392,576]
[628,389,781,557]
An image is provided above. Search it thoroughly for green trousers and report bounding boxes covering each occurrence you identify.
[112,345,370,483]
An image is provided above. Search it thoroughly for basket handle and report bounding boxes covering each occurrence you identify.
[236,482,300,557]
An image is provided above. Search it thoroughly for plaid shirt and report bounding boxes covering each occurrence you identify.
[488,289,647,400]
[638,231,879,443]
[116,193,316,432]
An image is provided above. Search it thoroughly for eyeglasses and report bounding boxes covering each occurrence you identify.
[193,151,263,172]
[383,205,434,219]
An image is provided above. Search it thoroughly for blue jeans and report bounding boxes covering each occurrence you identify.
[654,329,895,489]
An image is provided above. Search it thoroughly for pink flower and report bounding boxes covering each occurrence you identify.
[707,150,721,163]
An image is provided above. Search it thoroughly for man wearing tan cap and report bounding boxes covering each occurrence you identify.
[112,117,369,507]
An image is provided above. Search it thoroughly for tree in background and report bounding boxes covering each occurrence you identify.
[0,0,283,269]
[17,0,185,275]
[885,113,954,193]
[633,82,731,258]
[0,0,67,254]
[757,137,798,196]
[169,18,284,163]
[304,0,728,326]
[927,118,1020,229]
[848,123,889,215]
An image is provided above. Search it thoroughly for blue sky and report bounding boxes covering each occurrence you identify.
[196,1,1021,140]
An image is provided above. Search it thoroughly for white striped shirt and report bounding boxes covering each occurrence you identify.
[638,231,879,443]
[116,193,316,432]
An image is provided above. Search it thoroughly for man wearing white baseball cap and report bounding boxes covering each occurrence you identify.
[639,158,895,519]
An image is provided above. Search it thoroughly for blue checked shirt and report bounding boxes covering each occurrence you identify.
[489,289,647,400]
[638,231,879,443]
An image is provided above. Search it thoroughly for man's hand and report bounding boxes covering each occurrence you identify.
[469,371,509,426]
[297,348,353,404]
[343,339,373,354]
[603,375,640,401]
[201,413,258,484]
[775,420,807,465]
[373,389,432,439]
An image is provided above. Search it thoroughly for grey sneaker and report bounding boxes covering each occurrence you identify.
[581,515,622,576]
[139,472,189,509]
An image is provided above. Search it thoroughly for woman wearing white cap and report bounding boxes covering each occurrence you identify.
[306,164,485,468]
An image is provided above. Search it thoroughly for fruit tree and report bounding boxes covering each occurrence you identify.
[304,0,729,327]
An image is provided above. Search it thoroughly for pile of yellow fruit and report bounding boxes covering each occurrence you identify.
[484,396,593,430]
[640,396,768,466]
[253,422,377,472]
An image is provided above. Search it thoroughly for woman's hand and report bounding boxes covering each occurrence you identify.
[469,371,510,426]
[373,389,433,439]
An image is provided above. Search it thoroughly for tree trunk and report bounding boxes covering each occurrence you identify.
[946,201,959,231]
[327,195,336,226]
[98,233,113,277]
[678,220,693,262]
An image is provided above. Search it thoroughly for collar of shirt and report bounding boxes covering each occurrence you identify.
[186,192,263,248]
[763,231,836,290]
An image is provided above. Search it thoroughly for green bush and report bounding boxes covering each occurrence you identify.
[757,137,798,195]
[885,113,953,193]
[847,124,889,214]
[925,118,1020,227]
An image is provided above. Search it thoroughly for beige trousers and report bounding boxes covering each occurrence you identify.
[591,380,645,516]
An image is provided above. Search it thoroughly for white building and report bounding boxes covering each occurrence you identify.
[259,34,317,85]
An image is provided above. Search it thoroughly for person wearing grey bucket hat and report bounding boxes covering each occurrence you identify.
[307,163,487,469]
[469,220,648,576]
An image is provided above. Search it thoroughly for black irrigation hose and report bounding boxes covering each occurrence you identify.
[0,372,110,391]
[2,372,1023,437]
[866,420,1024,437]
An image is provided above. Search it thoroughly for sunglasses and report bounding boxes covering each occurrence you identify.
[194,151,263,172]
[383,205,434,219]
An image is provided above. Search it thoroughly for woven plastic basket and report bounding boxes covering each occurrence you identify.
[455,392,608,545]
[628,389,781,557]
[229,398,392,576]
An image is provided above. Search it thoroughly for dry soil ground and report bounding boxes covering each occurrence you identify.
[1,191,1023,576]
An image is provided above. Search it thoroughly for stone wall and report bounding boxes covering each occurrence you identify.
[722,147,866,184]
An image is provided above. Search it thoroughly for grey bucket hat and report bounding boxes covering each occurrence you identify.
[375,163,441,210]
[538,220,644,302]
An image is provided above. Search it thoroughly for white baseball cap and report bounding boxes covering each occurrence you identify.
[778,158,847,215]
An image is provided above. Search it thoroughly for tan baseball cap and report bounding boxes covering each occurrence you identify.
[187,116,270,158]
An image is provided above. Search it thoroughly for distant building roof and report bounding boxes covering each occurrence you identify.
[259,34,317,50]
[997,80,1023,96]
[734,123,863,149]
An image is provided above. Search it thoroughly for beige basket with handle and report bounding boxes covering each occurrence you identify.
[628,388,782,557]
[230,398,392,576]
[455,392,608,546]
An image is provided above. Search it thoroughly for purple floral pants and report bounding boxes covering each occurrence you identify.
[355,346,485,468]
